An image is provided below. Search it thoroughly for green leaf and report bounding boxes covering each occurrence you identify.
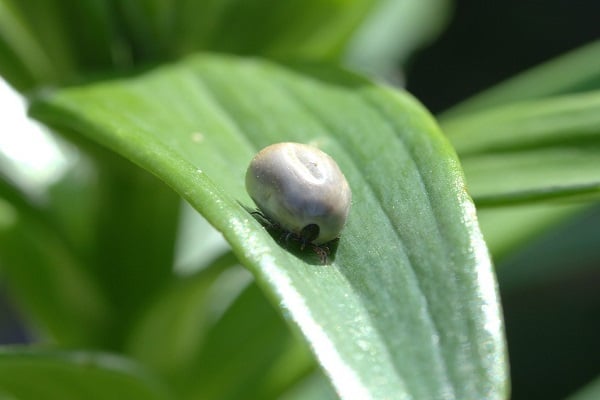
[0,0,377,92]
[0,349,172,400]
[173,202,232,274]
[280,371,339,400]
[442,91,600,206]
[0,148,180,348]
[439,41,600,259]
[345,0,452,77]
[85,159,181,336]
[129,250,315,400]
[176,278,314,400]
[127,248,313,400]
[476,202,586,261]
[492,204,600,291]
[168,0,377,60]
[0,174,111,346]
[125,253,248,376]
[0,0,68,91]
[567,376,600,400]
[441,39,600,119]
[30,54,507,399]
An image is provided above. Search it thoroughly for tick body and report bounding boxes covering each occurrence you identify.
[245,142,351,251]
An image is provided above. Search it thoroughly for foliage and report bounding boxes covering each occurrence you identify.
[0,1,598,399]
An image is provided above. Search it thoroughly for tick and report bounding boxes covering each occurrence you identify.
[245,142,351,262]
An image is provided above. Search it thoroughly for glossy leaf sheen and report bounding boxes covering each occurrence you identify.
[31,55,507,399]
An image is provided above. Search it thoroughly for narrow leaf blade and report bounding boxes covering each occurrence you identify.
[443,91,600,205]
[441,39,600,119]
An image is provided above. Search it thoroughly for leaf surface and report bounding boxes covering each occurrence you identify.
[31,54,507,399]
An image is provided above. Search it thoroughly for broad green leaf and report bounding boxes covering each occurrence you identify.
[0,348,172,400]
[31,54,507,399]
[442,91,600,206]
[441,39,600,119]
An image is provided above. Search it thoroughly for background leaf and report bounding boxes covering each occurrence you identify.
[440,40,600,119]
[442,91,600,206]
[0,0,381,93]
[124,252,315,400]
[0,172,111,346]
[567,376,600,400]
[0,349,172,400]
[436,40,600,259]
[345,0,452,78]
[30,54,507,399]
[0,150,181,349]
[430,33,600,400]
[474,202,585,261]
[279,371,338,400]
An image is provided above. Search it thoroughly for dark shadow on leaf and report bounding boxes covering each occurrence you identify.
[239,202,338,265]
